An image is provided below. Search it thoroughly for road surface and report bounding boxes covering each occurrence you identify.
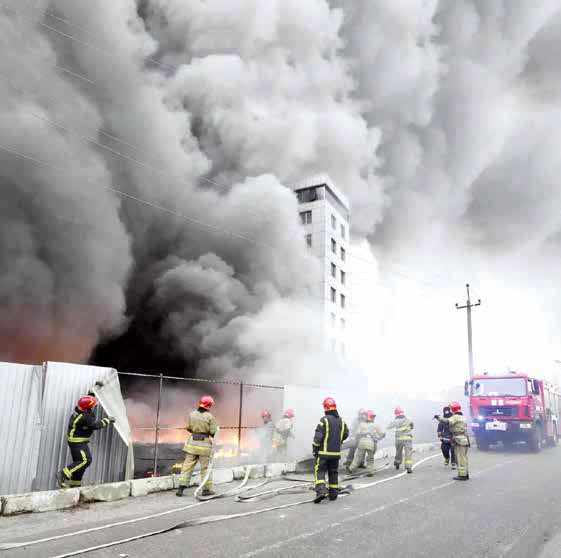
[2,446,561,558]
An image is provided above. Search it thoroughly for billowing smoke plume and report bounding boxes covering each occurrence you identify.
[2,0,561,390]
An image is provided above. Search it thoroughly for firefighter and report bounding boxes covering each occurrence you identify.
[176,395,218,497]
[437,406,457,469]
[257,409,274,461]
[57,395,115,488]
[272,409,295,460]
[344,408,368,472]
[434,401,469,480]
[387,407,414,473]
[312,397,349,503]
[349,410,385,476]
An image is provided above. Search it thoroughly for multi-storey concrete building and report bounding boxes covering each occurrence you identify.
[292,175,350,358]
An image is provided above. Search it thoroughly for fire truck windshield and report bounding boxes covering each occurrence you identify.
[472,377,527,396]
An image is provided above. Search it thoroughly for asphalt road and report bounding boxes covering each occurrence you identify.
[2,446,561,558]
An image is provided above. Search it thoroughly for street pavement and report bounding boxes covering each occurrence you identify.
[2,446,561,558]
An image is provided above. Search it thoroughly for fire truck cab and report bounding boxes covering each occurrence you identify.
[466,372,561,452]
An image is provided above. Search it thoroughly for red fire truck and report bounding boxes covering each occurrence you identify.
[465,372,561,452]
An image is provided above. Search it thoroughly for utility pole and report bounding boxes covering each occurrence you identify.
[456,284,481,380]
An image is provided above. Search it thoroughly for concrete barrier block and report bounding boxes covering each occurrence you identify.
[130,476,174,497]
[265,463,285,478]
[249,465,265,479]
[213,468,234,485]
[2,489,79,515]
[232,466,246,480]
[80,481,131,503]
[283,462,297,474]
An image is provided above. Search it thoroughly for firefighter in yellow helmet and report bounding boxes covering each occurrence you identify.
[387,407,414,473]
[312,398,349,503]
[272,409,295,460]
[349,410,385,476]
[176,395,218,497]
[434,401,470,480]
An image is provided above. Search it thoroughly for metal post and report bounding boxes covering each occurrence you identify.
[238,382,244,456]
[456,284,481,380]
[153,373,163,477]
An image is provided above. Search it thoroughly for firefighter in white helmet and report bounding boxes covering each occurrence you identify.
[176,395,218,497]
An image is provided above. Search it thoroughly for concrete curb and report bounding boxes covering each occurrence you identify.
[0,444,439,516]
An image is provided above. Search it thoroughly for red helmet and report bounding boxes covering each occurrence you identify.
[199,395,215,409]
[449,401,461,413]
[323,397,337,411]
[261,409,271,419]
[284,408,295,418]
[394,407,404,416]
[367,410,376,421]
[77,396,97,412]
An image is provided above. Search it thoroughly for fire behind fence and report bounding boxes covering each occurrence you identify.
[119,372,284,477]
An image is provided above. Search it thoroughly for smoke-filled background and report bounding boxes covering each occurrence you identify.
[2,0,561,403]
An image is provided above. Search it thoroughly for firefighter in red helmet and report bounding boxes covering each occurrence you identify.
[349,410,385,476]
[312,397,349,503]
[434,401,469,480]
[272,409,295,459]
[176,395,218,497]
[387,407,414,473]
[344,408,368,472]
[57,395,115,488]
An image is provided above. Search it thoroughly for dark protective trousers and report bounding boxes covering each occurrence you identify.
[314,456,340,497]
[441,440,456,464]
[61,442,93,487]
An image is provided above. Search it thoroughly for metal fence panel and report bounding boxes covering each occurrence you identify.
[0,362,44,494]
[35,362,129,491]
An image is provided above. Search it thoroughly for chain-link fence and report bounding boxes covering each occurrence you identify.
[119,372,284,477]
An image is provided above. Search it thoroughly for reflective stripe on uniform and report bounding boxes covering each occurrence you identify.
[329,484,339,489]
[68,414,91,442]
[67,450,89,474]
[340,420,346,442]
[318,450,341,456]
[314,457,325,486]
[322,417,329,454]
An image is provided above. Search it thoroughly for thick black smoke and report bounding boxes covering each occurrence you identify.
[2,0,561,388]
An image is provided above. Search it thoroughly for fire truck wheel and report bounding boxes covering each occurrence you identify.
[529,424,543,453]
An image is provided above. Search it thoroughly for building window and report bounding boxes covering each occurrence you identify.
[340,294,346,308]
[331,238,337,254]
[340,270,346,285]
[296,187,319,204]
[340,318,345,330]
[300,210,312,225]
[331,263,336,278]
[331,313,336,327]
[340,224,346,239]
[331,214,337,229]
[340,247,346,261]
[305,234,312,247]
[330,287,336,303]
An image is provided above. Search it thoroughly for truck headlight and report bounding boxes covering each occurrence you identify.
[471,422,480,428]
[519,423,532,429]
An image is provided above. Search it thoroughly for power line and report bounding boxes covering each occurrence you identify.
[3,2,470,306]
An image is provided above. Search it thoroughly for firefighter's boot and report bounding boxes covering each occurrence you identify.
[451,463,457,470]
[453,475,468,481]
[176,485,186,497]
[56,472,68,489]
[394,461,400,470]
[444,458,449,466]
[406,468,413,474]
[314,484,328,504]
[328,489,339,502]
[202,488,216,496]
